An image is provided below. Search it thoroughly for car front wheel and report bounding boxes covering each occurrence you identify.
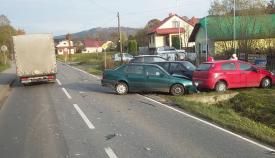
[260,78,271,88]
[115,82,128,95]
[215,81,227,92]
[170,84,185,96]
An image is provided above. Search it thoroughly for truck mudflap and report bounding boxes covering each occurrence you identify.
[20,75,56,84]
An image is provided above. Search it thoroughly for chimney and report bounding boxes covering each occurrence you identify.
[169,13,174,17]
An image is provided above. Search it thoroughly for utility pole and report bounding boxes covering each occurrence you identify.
[205,16,208,61]
[117,12,123,64]
[233,0,237,54]
[178,21,182,50]
[66,33,72,61]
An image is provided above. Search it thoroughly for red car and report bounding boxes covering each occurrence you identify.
[193,60,275,92]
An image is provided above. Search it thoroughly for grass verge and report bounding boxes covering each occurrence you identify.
[167,87,275,147]
[0,63,10,73]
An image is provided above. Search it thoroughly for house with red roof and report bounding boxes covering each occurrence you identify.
[82,40,114,53]
[148,13,199,52]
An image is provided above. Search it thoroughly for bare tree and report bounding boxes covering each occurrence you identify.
[209,0,266,15]
[0,15,10,26]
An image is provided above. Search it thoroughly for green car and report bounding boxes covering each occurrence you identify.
[101,63,196,95]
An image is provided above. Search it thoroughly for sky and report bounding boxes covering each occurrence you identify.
[0,0,211,35]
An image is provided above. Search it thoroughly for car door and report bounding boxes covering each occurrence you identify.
[220,62,241,88]
[124,65,146,91]
[144,65,170,92]
[239,62,260,87]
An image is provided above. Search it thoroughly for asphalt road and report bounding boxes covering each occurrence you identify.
[0,62,274,158]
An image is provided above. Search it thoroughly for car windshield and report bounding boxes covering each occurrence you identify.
[181,62,196,71]
[197,63,213,71]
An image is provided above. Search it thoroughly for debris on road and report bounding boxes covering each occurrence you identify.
[144,147,151,151]
[105,133,116,140]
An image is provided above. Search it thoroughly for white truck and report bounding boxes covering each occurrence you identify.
[13,34,57,84]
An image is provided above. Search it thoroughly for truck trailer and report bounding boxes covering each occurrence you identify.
[13,34,57,84]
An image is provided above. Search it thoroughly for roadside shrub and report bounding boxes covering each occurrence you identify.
[172,36,180,49]
[128,40,138,56]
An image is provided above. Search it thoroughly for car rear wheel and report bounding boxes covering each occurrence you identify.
[215,81,227,92]
[260,78,271,88]
[170,84,185,96]
[115,82,128,95]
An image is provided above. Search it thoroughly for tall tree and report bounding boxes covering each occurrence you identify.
[135,29,148,47]
[128,40,138,56]
[209,0,267,15]
[135,19,161,47]
[0,15,10,26]
[145,19,161,30]
[172,36,180,49]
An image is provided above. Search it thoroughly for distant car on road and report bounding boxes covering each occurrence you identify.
[129,55,167,63]
[101,64,196,95]
[112,53,133,62]
[154,61,196,79]
[193,60,275,92]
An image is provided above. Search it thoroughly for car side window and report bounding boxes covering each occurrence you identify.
[157,63,170,72]
[221,63,236,70]
[145,66,164,76]
[125,65,144,75]
[170,63,184,71]
[240,63,253,71]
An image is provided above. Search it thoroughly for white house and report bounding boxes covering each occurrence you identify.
[82,40,113,53]
[56,40,76,55]
[148,13,198,52]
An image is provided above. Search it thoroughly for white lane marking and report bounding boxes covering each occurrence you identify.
[62,88,72,99]
[56,79,62,86]
[105,147,118,158]
[73,104,95,129]
[140,95,275,152]
[58,61,101,80]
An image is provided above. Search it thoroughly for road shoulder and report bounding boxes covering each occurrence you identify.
[0,64,16,108]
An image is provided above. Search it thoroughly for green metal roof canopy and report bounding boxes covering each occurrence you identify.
[189,14,275,42]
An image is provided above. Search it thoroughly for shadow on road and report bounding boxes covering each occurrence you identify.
[10,78,56,88]
[0,73,16,86]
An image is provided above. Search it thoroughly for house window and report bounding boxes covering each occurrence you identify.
[172,21,179,28]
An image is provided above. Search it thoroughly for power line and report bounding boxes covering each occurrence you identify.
[121,6,178,15]
[85,0,116,13]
